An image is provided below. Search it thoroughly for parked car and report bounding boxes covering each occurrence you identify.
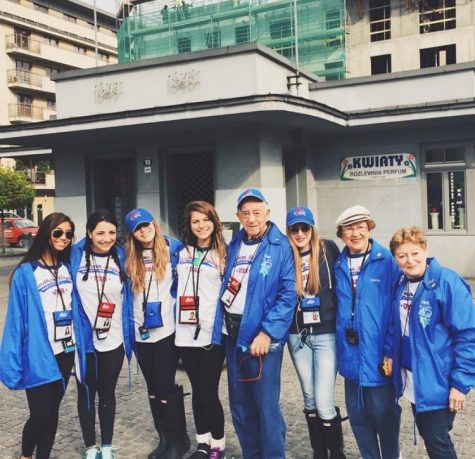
[1,218,38,248]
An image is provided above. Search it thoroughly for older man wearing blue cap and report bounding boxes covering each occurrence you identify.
[212,188,296,459]
[334,205,401,459]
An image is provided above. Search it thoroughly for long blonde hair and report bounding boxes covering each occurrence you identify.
[126,220,170,294]
[287,226,326,296]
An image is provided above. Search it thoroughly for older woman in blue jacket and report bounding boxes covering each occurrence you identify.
[334,205,401,459]
[389,226,475,459]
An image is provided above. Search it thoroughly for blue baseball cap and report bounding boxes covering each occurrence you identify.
[125,208,154,233]
[237,188,267,209]
[286,206,315,227]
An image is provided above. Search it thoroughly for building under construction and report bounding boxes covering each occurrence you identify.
[117,0,346,80]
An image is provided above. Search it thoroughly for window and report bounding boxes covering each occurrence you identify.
[419,0,455,33]
[33,2,48,13]
[270,19,292,39]
[235,25,250,44]
[64,13,77,23]
[325,36,342,48]
[371,54,391,74]
[45,66,59,78]
[205,30,221,49]
[420,44,455,68]
[46,98,56,110]
[424,146,469,231]
[44,35,59,46]
[98,52,109,61]
[177,37,191,53]
[369,0,391,42]
[324,61,344,81]
[325,9,341,29]
[75,45,87,54]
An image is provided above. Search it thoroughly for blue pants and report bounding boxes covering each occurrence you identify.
[345,379,401,459]
[224,334,286,459]
[288,332,337,419]
[412,405,457,459]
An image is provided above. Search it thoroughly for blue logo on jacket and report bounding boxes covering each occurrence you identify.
[259,255,272,276]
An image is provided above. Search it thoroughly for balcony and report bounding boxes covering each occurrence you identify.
[5,33,41,55]
[7,69,55,94]
[8,103,44,123]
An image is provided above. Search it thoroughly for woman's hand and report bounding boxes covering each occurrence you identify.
[449,388,466,412]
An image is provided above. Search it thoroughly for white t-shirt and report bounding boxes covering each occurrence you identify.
[76,252,124,352]
[133,248,175,344]
[175,246,222,347]
[348,251,369,290]
[34,261,74,355]
[400,279,421,404]
[222,239,260,335]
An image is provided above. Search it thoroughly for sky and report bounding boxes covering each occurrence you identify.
[83,0,118,14]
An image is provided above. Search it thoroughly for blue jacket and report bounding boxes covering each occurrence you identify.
[211,222,296,348]
[0,262,83,390]
[335,239,400,386]
[391,258,475,412]
[70,238,134,382]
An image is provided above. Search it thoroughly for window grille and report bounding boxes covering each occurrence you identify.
[369,0,391,42]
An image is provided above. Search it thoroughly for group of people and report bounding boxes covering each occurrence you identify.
[0,187,473,459]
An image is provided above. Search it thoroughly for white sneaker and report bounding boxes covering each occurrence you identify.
[101,445,116,459]
[83,445,101,459]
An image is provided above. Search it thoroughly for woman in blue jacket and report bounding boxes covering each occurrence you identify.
[0,212,76,459]
[389,226,475,459]
[70,210,134,459]
[334,205,401,459]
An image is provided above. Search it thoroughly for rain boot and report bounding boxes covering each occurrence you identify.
[305,409,328,459]
[321,407,346,459]
[149,395,171,459]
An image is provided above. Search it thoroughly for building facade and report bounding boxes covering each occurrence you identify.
[0,0,117,222]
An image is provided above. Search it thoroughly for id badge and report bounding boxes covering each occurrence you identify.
[62,339,75,353]
[94,302,115,331]
[221,276,241,308]
[400,336,412,371]
[179,296,199,324]
[139,325,150,341]
[96,330,108,340]
[53,310,73,341]
[302,310,321,325]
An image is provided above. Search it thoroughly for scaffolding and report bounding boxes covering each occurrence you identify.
[117,0,346,80]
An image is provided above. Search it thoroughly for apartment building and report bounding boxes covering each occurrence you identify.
[0,0,117,221]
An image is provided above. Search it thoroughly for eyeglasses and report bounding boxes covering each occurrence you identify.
[341,223,368,235]
[289,225,311,235]
[52,229,74,239]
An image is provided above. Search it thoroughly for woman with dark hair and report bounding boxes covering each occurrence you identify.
[70,210,133,459]
[124,207,190,459]
[0,212,76,459]
[285,206,344,459]
[176,201,227,459]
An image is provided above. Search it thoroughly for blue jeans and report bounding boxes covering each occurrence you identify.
[224,334,286,459]
[288,332,337,419]
[345,379,401,459]
[412,405,457,459]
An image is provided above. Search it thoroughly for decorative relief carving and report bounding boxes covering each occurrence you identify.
[94,81,123,102]
[167,69,200,93]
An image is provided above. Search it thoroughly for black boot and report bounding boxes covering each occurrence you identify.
[148,396,171,459]
[305,409,328,459]
[162,386,191,459]
[321,407,346,459]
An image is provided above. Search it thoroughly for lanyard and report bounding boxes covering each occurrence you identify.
[230,240,261,287]
[182,247,209,298]
[348,244,370,323]
[41,258,67,311]
[92,254,110,304]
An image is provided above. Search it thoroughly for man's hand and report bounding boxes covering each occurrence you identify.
[250,331,271,356]
[382,356,393,377]
[449,388,465,413]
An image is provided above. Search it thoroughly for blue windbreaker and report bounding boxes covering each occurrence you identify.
[211,222,296,348]
[334,239,400,386]
[0,262,83,390]
[391,258,475,412]
[70,238,134,382]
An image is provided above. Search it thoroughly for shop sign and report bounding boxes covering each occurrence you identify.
[340,153,416,181]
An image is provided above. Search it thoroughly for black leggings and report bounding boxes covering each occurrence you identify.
[180,345,225,439]
[76,345,124,447]
[22,351,74,459]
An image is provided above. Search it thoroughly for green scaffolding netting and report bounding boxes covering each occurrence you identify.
[118,0,346,80]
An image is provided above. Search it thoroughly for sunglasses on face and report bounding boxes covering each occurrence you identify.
[289,225,311,235]
[52,229,74,239]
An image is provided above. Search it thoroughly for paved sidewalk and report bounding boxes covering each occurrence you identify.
[0,257,473,458]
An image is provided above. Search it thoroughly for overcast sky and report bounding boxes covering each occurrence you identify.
[83,0,117,14]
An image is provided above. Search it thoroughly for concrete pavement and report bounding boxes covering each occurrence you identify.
[0,255,473,458]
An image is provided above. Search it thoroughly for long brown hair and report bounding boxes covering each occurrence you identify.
[182,201,226,273]
[287,225,326,296]
[126,220,169,294]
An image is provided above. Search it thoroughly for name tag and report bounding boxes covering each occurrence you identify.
[94,302,115,332]
[179,296,199,324]
[53,310,73,341]
[303,310,321,325]
[221,276,241,308]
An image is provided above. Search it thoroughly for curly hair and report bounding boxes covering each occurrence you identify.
[389,226,427,255]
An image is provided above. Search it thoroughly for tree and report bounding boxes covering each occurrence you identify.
[0,166,36,253]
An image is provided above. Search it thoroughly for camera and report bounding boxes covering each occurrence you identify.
[345,327,359,345]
